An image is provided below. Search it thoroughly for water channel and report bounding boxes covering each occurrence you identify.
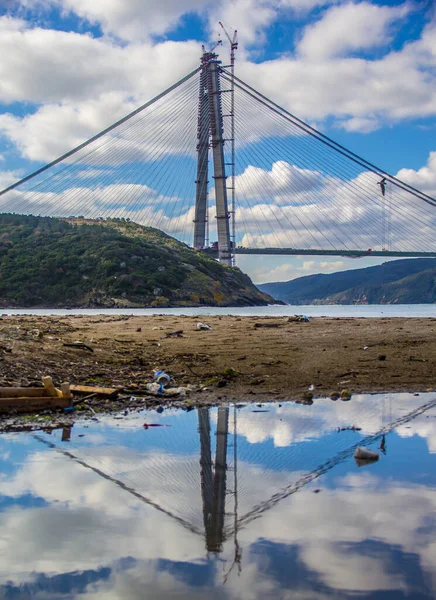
[1,391,436,598]
[2,304,436,317]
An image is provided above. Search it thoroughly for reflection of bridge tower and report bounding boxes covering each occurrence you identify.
[193,52,232,266]
[198,406,229,553]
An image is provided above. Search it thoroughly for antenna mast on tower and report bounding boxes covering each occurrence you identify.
[219,22,238,266]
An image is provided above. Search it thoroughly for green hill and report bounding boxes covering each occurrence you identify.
[0,214,272,308]
[258,258,436,305]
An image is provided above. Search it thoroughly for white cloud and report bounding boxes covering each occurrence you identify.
[297,1,411,59]
[0,2,435,166]
[0,169,20,189]
[19,0,208,41]
[234,161,323,203]
[396,150,436,197]
[338,116,381,133]
[234,10,436,130]
[208,0,276,47]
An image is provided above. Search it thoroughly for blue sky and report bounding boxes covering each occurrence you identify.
[0,0,435,283]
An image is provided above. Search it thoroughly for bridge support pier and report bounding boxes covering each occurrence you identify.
[194,52,232,266]
[194,56,210,250]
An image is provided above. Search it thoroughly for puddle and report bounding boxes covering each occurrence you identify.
[1,392,436,599]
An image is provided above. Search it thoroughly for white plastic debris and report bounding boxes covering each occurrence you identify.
[354,447,379,460]
[197,322,212,330]
[145,383,186,397]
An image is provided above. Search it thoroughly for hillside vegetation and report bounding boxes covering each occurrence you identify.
[259,258,436,304]
[0,214,272,308]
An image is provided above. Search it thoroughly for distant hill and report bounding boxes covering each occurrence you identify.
[258,258,436,305]
[0,214,273,308]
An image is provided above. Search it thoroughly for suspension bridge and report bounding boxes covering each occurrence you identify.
[0,48,435,265]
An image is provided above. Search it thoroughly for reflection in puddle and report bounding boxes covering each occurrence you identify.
[1,392,436,599]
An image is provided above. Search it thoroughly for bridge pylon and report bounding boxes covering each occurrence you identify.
[193,51,232,266]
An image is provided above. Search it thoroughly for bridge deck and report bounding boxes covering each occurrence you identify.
[203,248,436,258]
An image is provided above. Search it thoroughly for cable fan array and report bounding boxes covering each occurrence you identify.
[0,63,435,254]
[220,70,436,254]
[0,68,203,245]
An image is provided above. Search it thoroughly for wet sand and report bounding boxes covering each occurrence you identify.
[0,315,435,412]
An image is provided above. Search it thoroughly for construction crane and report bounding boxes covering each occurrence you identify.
[219,22,238,68]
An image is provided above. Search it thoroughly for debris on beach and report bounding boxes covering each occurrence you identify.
[70,385,119,397]
[145,383,189,397]
[197,322,212,330]
[153,370,171,386]
[165,330,183,338]
[63,341,94,352]
[287,315,310,323]
[0,376,73,414]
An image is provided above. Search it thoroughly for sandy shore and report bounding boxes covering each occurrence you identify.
[0,314,435,419]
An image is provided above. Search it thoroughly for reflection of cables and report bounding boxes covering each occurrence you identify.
[231,395,436,533]
[32,433,204,537]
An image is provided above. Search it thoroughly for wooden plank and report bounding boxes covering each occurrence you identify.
[0,396,72,413]
[70,385,118,396]
[0,388,52,398]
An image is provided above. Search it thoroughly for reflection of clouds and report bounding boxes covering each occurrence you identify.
[1,396,436,598]
[235,393,436,449]
[397,419,436,453]
[239,476,436,596]
[0,449,206,582]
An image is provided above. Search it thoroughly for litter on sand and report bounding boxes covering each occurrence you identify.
[145,383,188,397]
[197,322,212,330]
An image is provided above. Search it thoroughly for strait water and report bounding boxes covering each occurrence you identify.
[2,304,436,317]
[2,392,436,599]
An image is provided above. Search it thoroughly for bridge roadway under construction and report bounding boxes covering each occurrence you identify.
[203,248,436,258]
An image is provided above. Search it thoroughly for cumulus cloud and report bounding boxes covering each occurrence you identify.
[235,8,436,130]
[0,169,20,189]
[0,1,435,166]
[17,0,208,41]
[396,150,436,197]
[234,161,323,203]
[0,183,196,236]
[208,0,276,47]
[231,158,436,252]
[297,1,411,59]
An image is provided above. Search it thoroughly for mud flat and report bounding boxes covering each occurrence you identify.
[0,314,435,429]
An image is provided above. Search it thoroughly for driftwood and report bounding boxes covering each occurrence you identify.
[165,330,184,338]
[63,341,94,352]
[254,322,281,329]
